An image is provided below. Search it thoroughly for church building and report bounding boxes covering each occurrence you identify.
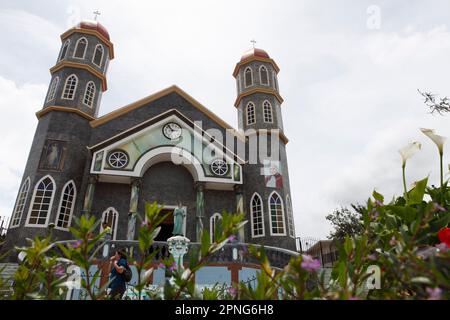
[5,20,297,277]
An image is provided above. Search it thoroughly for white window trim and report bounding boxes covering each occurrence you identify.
[250,192,265,238]
[259,65,269,86]
[92,44,104,68]
[263,100,273,123]
[210,212,222,243]
[25,175,56,228]
[100,207,119,240]
[54,180,77,231]
[268,191,287,236]
[9,177,31,229]
[46,76,60,102]
[61,74,78,100]
[246,102,256,125]
[286,195,295,238]
[59,40,70,61]
[244,67,253,88]
[83,81,96,108]
[73,37,88,59]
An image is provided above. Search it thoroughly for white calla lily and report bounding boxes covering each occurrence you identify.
[399,142,422,199]
[420,128,447,187]
[399,142,422,167]
[420,128,446,155]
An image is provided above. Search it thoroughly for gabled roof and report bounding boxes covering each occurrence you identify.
[88,108,245,163]
[90,85,239,134]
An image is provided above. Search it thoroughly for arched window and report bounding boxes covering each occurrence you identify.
[244,67,253,87]
[74,37,88,59]
[26,176,55,227]
[210,213,222,243]
[246,102,256,125]
[101,207,119,240]
[83,81,96,107]
[46,77,60,102]
[251,193,264,237]
[59,40,70,61]
[10,177,30,228]
[55,181,76,230]
[92,44,104,67]
[286,195,295,238]
[62,74,78,100]
[269,192,286,235]
[259,65,269,85]
[263,100,273,123]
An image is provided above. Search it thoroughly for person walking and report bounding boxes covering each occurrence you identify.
[108,250,127,300]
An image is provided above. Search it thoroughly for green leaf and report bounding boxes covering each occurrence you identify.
[372,190,384,203]
[407,177,428,205]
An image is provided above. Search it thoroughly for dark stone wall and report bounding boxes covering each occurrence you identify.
[5,80,297,262]
[43,67,103,116]
[5,111,92,254]
[90,182,131,240]
[241,134,296,251]
[56,32,110,74]
[236,60,278,95]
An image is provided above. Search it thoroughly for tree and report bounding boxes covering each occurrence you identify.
[418,90,450,115]
[326,204,364,240]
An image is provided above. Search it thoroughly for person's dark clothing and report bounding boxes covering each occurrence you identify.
[109,257,127,299]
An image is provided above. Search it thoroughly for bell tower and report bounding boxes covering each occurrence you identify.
[42,20,114,117]
[234,46,296,250]
[4,20,114,255]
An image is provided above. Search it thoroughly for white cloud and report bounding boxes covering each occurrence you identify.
[0,76,45,219]
[1,1,450,241]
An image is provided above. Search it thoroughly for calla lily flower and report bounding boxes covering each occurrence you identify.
[420,128,446,155]
[399,142,422,167]
[399,141,421,199]
[420,128,447,187]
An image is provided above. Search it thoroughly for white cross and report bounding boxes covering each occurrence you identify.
[93,10,101,21]
[250,39,257,48]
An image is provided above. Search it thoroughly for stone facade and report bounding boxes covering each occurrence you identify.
[4,22,297,260]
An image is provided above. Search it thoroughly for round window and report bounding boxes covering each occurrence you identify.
[108,150,129,169]
[210,159,229,176]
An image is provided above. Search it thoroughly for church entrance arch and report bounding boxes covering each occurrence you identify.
[140,162,195,240]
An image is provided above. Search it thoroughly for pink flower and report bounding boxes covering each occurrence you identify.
[70,240,82,249]
[433,203,446,212]
[389,236,397,246]
[435,242,448,252]
[374,200,383,207]
[53,265,65,277]
[228,235,237,242]
[228,287,238,297]
[426,287,442,300]
[158,263,165,268]
[301,255,321,272]
[367,254,377,261]
[169,262,177,271]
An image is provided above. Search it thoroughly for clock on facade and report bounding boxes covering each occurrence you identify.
[162,122,182,140]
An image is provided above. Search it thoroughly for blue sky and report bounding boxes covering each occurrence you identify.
[1,0,450,238]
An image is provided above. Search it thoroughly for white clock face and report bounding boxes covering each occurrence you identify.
[163,122,182,140]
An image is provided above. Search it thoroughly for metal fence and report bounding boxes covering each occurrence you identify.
[295,237,339,268]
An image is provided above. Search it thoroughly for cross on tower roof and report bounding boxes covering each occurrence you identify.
[250,39,257,48]
[93,10,101,21]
